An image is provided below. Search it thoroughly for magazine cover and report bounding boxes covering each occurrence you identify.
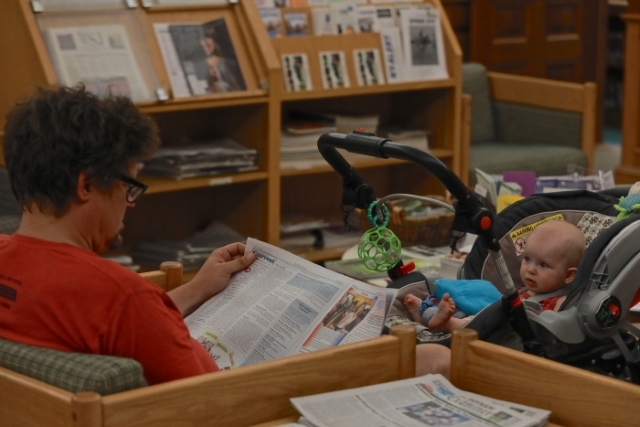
[380,27,405,83]
[260,8,285,38]
[399,8,448,81]
[282,53,312,91]
[283,11,310,37]
[168,18,246,96]
[355,6,378,33]
[353,49,384,86]
[319,51,350,89]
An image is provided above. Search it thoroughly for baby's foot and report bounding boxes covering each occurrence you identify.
[428,293,456,331]
[404,294,424,324]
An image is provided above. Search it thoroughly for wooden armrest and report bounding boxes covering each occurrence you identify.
[451,329,640,427]
[139,261,183,291]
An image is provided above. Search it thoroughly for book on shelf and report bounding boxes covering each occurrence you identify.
[154,18,246,98]
[141,138,258,180]
[281,213,331,235]
[184,238,398,369]
[131,221,246,271]
[42,24,151,101]
[290,374,550,427]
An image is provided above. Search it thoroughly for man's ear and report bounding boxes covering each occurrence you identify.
[564,267,577,284]
[76,172,92,202]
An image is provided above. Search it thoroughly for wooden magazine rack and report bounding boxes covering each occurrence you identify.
[0,0,463,264]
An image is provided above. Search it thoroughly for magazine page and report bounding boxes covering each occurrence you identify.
[291,374,550,427]
[42,24,151,101]
[185,238,396,369]
[166,18,246,96]
[398,8,448,81]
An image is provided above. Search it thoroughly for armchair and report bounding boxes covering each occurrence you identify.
[462,63,597,183]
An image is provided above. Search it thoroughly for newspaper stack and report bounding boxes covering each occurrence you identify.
[141,138,258,180]
[291,374,550,427]
[280,121,336,169]
[380,126,429,151]
[131,221,245,271]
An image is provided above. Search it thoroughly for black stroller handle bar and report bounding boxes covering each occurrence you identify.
[318,131,546,356]
[318,131,499,251]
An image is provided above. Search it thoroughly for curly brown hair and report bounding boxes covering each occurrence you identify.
[3,85,160,216]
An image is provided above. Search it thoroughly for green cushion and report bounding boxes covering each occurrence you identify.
[0,337,147,395]
[462,63,496,143]
[493,102,582,149]
[469,143,588,178]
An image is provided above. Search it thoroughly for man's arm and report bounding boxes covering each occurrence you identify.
[167,242,255,317]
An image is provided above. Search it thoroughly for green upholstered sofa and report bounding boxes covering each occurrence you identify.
[461,63,597,183]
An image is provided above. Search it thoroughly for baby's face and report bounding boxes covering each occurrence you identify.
[519,233,570,294]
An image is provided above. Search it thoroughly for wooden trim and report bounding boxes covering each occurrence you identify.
[139,261,183,291]
[459,93,471,186]
[451,329,640,427]
[101,330,416,427]
[72,392,102,427]
[581,82,597,168]
[487,71,591,113]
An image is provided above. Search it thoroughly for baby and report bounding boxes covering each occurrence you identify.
[404,220,586,332]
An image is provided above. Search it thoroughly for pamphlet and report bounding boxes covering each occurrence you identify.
[282,54,313,91]
[398,8,448,81]
[353,49,385,86]
[319,51,350,89]
[185,238,397,369]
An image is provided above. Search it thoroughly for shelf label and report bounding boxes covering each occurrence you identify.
[209,177,233,187]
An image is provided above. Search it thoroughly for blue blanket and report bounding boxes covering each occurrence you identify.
[434,279,502,315]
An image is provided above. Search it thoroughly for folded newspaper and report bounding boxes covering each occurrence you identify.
[291,374,550,427]
[185,238,397,369]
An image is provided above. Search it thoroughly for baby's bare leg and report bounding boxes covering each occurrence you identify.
[404,294,425,324]
[428,293,456,331]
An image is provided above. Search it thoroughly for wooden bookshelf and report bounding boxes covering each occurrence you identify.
[0,0,463,265]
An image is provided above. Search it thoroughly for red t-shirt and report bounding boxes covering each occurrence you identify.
[0,234,218,385]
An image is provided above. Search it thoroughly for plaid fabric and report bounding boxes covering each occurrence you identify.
[493,102,583,149]
[0,337,147,395]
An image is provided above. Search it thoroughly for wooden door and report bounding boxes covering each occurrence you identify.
[470,0,593,82]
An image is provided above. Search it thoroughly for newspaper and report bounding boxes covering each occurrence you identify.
[291,374,550,427]
[42,24,151,101]
[185,238,397,369]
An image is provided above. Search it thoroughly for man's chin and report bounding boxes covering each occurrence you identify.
[108,234,124,251]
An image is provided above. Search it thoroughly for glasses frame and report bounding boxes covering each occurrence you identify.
[115,172,148,203]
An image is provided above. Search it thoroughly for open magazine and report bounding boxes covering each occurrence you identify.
[291,374,550,427]
[185,238,397,369]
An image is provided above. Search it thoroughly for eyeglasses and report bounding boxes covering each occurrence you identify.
[115,172,148,203]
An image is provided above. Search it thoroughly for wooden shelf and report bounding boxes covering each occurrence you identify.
[141,171,269,194]
[138,92,269,114]
[279,78,457,102]
[280,149,454,177]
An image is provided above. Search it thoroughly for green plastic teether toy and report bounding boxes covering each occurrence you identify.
[357,201,402,272]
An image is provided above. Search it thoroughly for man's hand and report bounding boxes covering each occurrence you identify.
[167,242,256,317]
[197,242,256,299]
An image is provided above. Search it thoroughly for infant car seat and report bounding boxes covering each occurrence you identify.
[316,130,640,382]
[461,190,640,382]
